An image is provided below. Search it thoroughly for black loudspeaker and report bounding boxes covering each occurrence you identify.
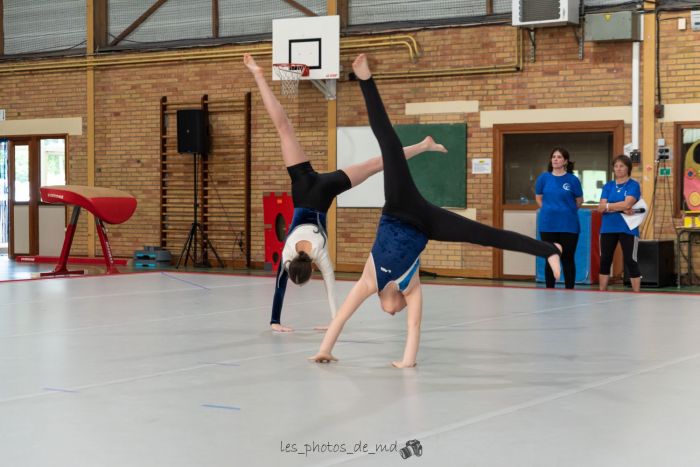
[177,109,208,154]
[624,239,675,287]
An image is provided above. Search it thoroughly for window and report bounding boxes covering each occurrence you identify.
[503,132,613,205]
[40,139,66,187]
[13,144,29,203]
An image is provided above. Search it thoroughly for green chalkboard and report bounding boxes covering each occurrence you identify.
[395,123,467,208]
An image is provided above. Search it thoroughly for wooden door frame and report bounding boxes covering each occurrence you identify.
[6,135,68,258]
[492,121,625,278]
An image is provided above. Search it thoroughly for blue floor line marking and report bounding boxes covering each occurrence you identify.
[42,387,79,393]
[199,361,240,367]
[202,404,241,411]
[160,272,211,290]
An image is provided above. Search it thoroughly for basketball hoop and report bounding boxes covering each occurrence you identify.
[272,63,309,97]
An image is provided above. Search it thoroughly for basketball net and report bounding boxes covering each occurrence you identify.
[272,63,309,97]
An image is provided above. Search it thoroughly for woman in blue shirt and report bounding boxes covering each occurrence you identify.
[535,148,583,289]
[597,155,642,292]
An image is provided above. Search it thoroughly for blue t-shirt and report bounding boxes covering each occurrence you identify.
[535,172,583,233]
[600,178,641,236]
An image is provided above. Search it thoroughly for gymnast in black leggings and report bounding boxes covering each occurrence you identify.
[244,53,447,332]
[310,54,562,367]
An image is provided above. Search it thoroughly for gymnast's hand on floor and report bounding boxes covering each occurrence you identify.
[271,323,294,333]
[309,352,338,363]
[391,360,417,369]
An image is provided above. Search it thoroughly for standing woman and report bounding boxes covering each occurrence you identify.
[535,148,583,289]
[597,155,642,292]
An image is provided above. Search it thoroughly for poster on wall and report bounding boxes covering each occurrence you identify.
[472,158,492,175]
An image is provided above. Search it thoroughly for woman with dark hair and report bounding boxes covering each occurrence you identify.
[310,54,562,368]
[535,147,583,289]
[597,154,642,292]
[244,54,447,332]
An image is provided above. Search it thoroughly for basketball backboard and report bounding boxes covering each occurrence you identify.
[272,15,340,82]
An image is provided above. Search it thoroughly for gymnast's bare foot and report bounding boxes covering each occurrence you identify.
[271,323,294,333]
[243,53,263,77]
[422,136,447,154]
[352,54,372,80]
[547,243,563,281]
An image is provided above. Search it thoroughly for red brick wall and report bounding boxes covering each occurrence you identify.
[1,14,697,277]
[0,70,89,253]
[335,25,633,275]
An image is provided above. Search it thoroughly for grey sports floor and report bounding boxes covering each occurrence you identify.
[2,272,700,467]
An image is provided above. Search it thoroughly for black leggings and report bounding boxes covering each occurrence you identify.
[287,161,351,212]
[600,233,640,278]
[540,232,579,288]
[359,77,559,258]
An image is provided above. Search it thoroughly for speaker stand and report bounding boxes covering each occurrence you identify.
[176,152,224,269]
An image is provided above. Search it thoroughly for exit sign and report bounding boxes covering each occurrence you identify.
[659,167,671,176]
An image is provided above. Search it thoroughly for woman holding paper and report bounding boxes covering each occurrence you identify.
[597,155,642,292]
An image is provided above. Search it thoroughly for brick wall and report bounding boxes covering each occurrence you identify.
[1,13,698,278]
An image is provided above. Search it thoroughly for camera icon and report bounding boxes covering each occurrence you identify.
[399,439,423,459]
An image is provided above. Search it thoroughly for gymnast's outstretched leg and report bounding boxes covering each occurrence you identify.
[354,55,429,233]
[244,53,307,168]
[424,204,562,272]
[353,54,561,275]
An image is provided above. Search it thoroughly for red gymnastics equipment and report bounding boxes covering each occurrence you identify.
[263,192,294,271]
[39,185,137,277]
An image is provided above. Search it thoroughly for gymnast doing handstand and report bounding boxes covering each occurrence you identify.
[310,54,562,367]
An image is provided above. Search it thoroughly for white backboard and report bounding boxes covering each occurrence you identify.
[272,15,339,81]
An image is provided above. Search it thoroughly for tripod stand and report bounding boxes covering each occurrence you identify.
[176,152,224,268]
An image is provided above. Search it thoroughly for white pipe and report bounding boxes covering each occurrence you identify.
[632,39,641,150]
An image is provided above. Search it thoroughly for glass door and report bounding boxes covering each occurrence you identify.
[0,139,8,255]
[9,140,33,256]
[493,122,624,279]
[38,138,67,256]
[7,136,66,258]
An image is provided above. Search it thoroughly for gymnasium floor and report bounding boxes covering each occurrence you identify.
[2,266,700,467]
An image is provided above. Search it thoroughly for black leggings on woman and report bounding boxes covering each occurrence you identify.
[540,232,579,289]
[599,233,640,278]
[359,77,559,258]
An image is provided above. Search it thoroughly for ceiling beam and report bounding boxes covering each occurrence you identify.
[282,0,317,17]
[0,0,4,55]
[336,0,348,28]
[110,0,169,47]
[212,0,219,38]
[93,0,108,49]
